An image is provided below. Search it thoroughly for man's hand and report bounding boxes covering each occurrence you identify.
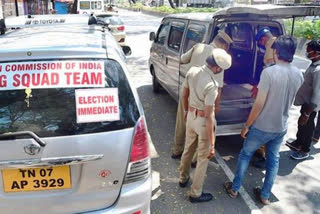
[241,126,249,139]
[298,114,309,126]
[207,145,215,159]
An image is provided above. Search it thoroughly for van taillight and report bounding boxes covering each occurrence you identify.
[130,117,149,162]
[117,26,125,31]
[124,116,150,183]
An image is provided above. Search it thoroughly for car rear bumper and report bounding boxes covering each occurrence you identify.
[86,175,151,214]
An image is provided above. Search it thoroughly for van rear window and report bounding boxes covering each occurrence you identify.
[0,59,140,137]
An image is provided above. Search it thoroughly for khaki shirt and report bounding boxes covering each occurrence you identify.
[185,65,219,110]
[180,43,224,87]
[264,37,276,66]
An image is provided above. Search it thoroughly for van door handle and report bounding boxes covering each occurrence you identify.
[0,154,104,168]
[166,57,168,64]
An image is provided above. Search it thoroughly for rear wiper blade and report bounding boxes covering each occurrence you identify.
[0,131,46,147]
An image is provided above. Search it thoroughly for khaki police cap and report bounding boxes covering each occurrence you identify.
[212,48,232,70]
[217,30,233,45]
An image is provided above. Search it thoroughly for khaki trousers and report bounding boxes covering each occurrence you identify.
[172,95,197,163]
[179,111,211,197]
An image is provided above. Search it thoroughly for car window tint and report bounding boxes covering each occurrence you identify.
[226,23,253,50]
[167,21,186,52]
[155,22,170,45]
[183,23,206,53]
[0,59,140,138]
[80,1,90,9]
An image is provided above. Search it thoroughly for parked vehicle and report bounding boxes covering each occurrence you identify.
[149,5,318,136]
[0,15,151,214]
[77,0,105,14]
[96,12,126,46]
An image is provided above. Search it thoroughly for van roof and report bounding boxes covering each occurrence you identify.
[165,13,213,22]
[166,5,320,21]
[0,25,118,62]
[214,5,320,18]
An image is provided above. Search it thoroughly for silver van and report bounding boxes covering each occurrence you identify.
[0,16,151,214]
[149,5,319,135]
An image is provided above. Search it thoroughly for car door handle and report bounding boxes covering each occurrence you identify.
[166,57,168,64]
[0,154,104,168]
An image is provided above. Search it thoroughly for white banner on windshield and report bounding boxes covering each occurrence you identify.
[0,61,105,90]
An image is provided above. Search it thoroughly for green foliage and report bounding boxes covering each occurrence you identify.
[124,4,218,14]
[284,19,320,40]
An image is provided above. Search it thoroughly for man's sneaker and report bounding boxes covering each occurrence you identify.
[171,153,182,160]
[285,141,301,151]
[189,192,213,203]
[290,151,310,160]
[178,177,189,188]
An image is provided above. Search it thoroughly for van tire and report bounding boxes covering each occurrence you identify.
[152,68,160,93]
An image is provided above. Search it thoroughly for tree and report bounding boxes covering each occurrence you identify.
[168,0,176,8]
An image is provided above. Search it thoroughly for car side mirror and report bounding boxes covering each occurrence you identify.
[122,45,132,56]
[149,32,155,41]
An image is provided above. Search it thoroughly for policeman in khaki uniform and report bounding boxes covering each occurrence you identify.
[172,31,233,165]
[179,49,232,203]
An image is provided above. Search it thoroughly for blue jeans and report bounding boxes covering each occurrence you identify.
[232,126,286,199]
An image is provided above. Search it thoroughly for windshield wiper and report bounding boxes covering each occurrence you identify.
[0,131,46,147]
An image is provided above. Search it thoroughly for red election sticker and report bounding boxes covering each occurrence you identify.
[0,61,104,90]
[75,88,120,123]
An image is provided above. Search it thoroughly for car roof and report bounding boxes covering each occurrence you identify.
[0,25,123,62]
[95,12,119,17]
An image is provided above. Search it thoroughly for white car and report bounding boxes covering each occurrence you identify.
[0,15,151,214]
[96,12,126,46]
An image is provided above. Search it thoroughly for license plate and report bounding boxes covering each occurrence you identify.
[2,166,71,193]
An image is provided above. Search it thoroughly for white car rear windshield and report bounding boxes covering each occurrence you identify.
[0,59,140,137]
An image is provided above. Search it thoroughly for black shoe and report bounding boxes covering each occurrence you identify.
[171,153,182,159]
[191,161,197,168]
[189,192,213,203]
[285,141,301,151]
[252,158,266,169]
[179,177,189,188]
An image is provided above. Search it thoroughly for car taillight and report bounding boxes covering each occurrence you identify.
[117,26,125,31]
[124,116,150,183]
[131,117,149,162]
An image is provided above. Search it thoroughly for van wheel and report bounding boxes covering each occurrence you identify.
[152,69,161,93]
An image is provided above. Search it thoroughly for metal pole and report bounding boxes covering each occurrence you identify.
[291,17,295,36]
[15,0,19,16]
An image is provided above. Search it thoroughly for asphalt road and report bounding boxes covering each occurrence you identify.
[120,9,320,214]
